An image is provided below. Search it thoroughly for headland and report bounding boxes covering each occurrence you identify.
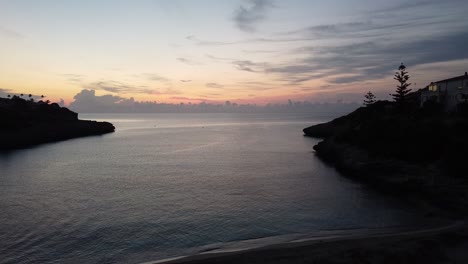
[0,96,115,150]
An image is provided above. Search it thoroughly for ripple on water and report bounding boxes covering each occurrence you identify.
[0,113,426,264]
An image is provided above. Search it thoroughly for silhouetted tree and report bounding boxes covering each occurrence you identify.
[390,63,412,103]
[7,95,10,99]
[363,91,376,106]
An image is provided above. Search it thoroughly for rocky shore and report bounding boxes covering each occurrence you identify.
[0,97,115,150]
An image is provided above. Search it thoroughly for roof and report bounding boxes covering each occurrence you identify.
[435,73,468,84]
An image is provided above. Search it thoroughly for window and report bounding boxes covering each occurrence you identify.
[429,83,438,92]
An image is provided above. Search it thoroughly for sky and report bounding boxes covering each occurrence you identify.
[1,0,468,107]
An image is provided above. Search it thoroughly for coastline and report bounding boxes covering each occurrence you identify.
[147,220,466,264]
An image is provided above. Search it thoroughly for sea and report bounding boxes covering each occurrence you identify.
[0,113,425,264]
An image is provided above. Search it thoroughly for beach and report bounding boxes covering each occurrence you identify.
[151,220,467,264]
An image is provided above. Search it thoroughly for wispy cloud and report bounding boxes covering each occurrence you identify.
[206,54,237,62]
[154,88,182,95]
[265,29,468,85]
[225,0,468,86]
[233,0,274,32]
[0,26,24,39]
[177,57,201,65]
[233,60,267,72]
[88,81,154,94]
[206,82,224,89]
[187,34,316,47]
[59,74,84,83]
[144,73,169,82]
[371,0,455,14]
[232,81,277,91]
[186,35,240,46]
[169,96,216,102]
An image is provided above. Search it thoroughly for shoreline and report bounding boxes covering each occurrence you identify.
[146,220,465,264]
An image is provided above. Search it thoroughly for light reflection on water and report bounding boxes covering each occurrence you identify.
[0,113,424,264]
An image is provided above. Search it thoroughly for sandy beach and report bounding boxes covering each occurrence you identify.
[149,220,467,264]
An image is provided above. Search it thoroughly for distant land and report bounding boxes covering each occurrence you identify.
[66,89,361,114]
[0,89,363,114]
[0,96,115,150]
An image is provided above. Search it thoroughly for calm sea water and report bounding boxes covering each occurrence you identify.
[0,113,423,263]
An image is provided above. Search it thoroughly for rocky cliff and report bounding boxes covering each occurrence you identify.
[304,101,468,213]
[0,97,115,150]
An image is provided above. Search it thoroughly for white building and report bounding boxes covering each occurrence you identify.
[420,72,468,111]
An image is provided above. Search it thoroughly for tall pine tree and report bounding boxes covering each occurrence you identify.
[391,63,412,103]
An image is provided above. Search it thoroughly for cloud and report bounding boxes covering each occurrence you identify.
[0,26,24,39]
[154,88,182,95]
[206,82,224,89]
[372,0,451,14]
[282,11,465,42]
[88,81,154,95]
[180,80,192,83]
[57,99,65,107]
[187,34,316,47]
[186,35,240,46]
[144,73,169,82]
[69,89,135,113]
[250,0,465,86]
[169,96,214,102]
[59,74,84,83]
[206,54,236,62]
[262,26,468,85]
[195,10,468,87]
[85,80,181,96]
[177,57,200,65]
[234,81,276,90]
[233,60,267,72]
[233,0,274,32]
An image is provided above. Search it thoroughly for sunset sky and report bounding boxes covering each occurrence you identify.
[1,0,468,105]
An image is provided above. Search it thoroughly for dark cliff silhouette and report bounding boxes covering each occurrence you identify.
[0,96,115,150]
[303,99,468,212]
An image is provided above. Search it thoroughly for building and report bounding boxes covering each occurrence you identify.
[420,72,468,111]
